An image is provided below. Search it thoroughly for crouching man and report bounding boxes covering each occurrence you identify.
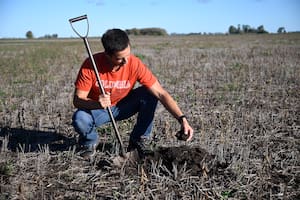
[72,29,193,160]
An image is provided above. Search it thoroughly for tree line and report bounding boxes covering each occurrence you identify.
[125,28,168,36]
[25,25,289,39]
[25,31,58,39]
[228,24,286,34]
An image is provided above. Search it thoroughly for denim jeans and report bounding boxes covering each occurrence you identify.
[72,86,158,147]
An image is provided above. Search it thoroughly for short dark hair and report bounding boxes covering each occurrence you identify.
[101,29,130,56]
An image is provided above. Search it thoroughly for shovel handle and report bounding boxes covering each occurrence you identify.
[69,14,126,157]
[69,15,87,23]
[69,14,89,38]
[85,38,126,156]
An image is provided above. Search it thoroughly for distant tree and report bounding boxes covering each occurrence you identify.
[26,31,34,39]
[125,28,140,35]
[229,25,238,34]
[229,24,268,34]
[248,27,257,33]
[277,27,286,34]
[126,28,167,36]
[140,28,167,36]
[242,25,251,33]
[41,33,58,39]
[257,25,268,34]
[237,24,241,33]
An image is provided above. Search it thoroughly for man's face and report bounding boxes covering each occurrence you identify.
[109,45,131,68]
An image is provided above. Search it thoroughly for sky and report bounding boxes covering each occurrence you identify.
[0,0,299,38]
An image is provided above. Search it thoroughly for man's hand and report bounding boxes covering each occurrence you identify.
[179,117,194,141]
[98,92,111,109]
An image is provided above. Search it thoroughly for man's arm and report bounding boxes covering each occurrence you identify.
[148,81,194,141]
[73,89,111,110]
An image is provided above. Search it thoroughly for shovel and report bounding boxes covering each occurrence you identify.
[69,15,126,158]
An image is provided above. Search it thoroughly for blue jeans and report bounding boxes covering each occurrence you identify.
[72,86,158,147]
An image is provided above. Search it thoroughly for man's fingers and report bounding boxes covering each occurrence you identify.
[176,129,190,141]
[99,93,111,109]
[186,131,193,141]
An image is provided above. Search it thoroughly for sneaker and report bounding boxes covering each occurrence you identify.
[79,144,97,161]
[127,137,154,159]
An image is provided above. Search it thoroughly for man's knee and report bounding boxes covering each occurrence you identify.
[72,110,94,135]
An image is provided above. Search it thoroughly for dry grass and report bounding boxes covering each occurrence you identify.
[0,34,299,199]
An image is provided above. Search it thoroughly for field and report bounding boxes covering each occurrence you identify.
[0,34,299,199]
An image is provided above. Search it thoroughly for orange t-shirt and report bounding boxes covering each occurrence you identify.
[75,52,157,105]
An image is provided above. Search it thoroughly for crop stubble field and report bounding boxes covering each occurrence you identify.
[0,34,299,199]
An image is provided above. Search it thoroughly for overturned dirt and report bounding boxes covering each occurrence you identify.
[145,146,217,176]
[98,145,227,177]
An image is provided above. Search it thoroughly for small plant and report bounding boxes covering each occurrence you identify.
[0,161,14,176]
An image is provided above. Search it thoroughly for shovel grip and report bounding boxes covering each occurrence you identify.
[69,15,87,23]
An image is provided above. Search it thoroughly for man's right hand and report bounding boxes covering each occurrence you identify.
[98,93,111,109]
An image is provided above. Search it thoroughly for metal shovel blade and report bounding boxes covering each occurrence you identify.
[112,150,139,167]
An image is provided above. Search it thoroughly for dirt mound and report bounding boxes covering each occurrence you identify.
[99,145,223,177]
[147,145,216,176]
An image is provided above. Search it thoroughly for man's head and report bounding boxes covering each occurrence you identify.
[101,29,130,56]
[101,29,131,67]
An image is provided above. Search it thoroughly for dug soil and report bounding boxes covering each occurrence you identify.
[99,145,226,177]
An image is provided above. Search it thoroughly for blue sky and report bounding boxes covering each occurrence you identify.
[1,0,299,38]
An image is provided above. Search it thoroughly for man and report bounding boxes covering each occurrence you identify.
[72,29,193,160]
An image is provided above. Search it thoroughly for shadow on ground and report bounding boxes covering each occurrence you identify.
[0,127,76,152]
